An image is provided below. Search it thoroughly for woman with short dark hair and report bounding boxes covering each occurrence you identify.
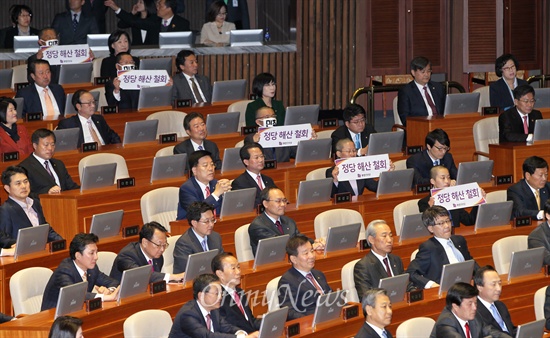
[200,0,236,45]
[244,73,286,127]
[490,53,529,111]
[3,5,39,49]
[0,97,33,156]
[48,316,83,338]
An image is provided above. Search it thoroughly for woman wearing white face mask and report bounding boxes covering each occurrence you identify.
[100,30,141,79]
[245,73,286,127]
[3,5,39,49]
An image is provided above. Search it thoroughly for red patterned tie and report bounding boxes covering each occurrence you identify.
[306,273,324,294]
[233,291,246,315]
[383,257,392,277]
[424,86,439,116]
[522,115,529,134]
[275,220,284,234]
[256,175,264,190]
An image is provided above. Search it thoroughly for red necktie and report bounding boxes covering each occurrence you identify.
[256,175,264,190]
[522,115,529,134]
[465,322,471,338]
[233,291,246,315]
[148,259,154,272]
[306,273,324,294]
[206,313,212,332]
[383,257,392,277]
[275,220,284,234]
[205,186,211,197]
[424,86,439,116]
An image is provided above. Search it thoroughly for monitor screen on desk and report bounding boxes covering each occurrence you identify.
[443,92,480,115]
[159,31,193,49]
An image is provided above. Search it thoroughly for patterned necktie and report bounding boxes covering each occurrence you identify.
[382,330,388,338]
[464,322,471,338]
[87,120,102,145]
[535,190,541,210]
[201,238,208,251]
[148,259,154,272]
[190,78,205,103]
[198,145,204,150]
[73,14,78,32]
[354,133,361,149]
[305,272,324,294]
[82,272,87,282]
[256,175,264,190]
[205,186,211,198]
[233,291,246,315]
[44,161,54,178]
[205,313,212,332]
[522,115,529,134]
[490,303,508,332]
[43,88,55,116]
[275,220,283,234]
[448,240,465,262]
[424,85,439,115]
[433,159,440,166]
[163,20,168,27]
[383,257,392,277]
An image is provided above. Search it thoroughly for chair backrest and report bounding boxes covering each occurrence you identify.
[396,317,436,338]
[410,249,419,262]
[485,190,507,204]
[161,235,181,274]
[534,286,547,320]
[10,267,53,316]
[492,235,528,275]
[140,187,180,231]
[393,159,407,171]
[92,57,104,79]
[472,117,499,161]
[265,276,282,312]
[306,167,330,181]
[90,86,108,109]
[316,130,333,139]
[473,86,490,112]
[78,153,129,183]
[393,199,420,235]
[146,111,187,138]
[11,64,28,89]
[155,145,175,157]
[341,259,360,303]
[228,100,253,128]
[123,309,173,338]
[392,96,403,130]
[314,208,366,241]
[234,139,244,148]
[97,251,117,275]
[235,224,253,262]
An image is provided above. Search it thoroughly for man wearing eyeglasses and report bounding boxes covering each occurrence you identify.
[498,84,543,143]
[330,103,377,155]
[173,202,225,274]
[110,221,185,283]
[248,187,324,256]
[406,128,458,186]
[406,205,479,290]
[57,89,121,147]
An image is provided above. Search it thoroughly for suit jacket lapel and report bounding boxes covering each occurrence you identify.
[368,252,390,278]
[431,237,450,265]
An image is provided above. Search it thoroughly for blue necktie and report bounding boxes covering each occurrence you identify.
[198,145,204,150]
[490,303,508,332]
[448,240,465,262]
[354,134,361,149]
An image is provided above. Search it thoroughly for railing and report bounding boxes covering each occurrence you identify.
[349,81,466,126]
[527,74,550,88]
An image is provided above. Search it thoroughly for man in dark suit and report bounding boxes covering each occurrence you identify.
[528,201,550,266]
[406,128,458,186]
[248,187,324,256]
[172,50,212,103]
[330,103,376,155]
[397,56,445,126]
[80,0,108,34]
[104,52,140,111]
[0,166,63,250]
[41,233,120,310]
[430,282,512,338]
[206,0,249,29]
[110,221,185,282]
[57,89,121,147]
[354,220,408,302]
[26,28,61,84]
[498,84,543,143]
[474,266,516,336]
[278,235,332,320]
[52,0,99,45]
[231,142,276,207]
[106,0,190,46]
[16,59,65,118]
[327,138,382,197]
[173,112,222,170]
[19,129,79,197]
[0,313,14,323]
[168,273,256,338]
[173,202,225,274]
[406,206,479,289]
[244,107,295,163]
[176,150,231,220]
[355,289,394,338]
[418,166,479,228]
[489,54,528,111]
[212,253,261,333]
[507,156,549,220]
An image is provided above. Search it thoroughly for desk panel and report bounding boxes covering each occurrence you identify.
[489,141,550,181]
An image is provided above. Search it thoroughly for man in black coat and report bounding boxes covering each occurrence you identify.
[52,0,99,45]
[173,112,221,170]
[397,56,445,126]
[212,253,261,333]
[104,52,140,111]
[507,156,549,220]
[498,84,543,143]
[110,221,185,282]
[57,89,121,147]
[355,289,394,338]
[406,128,458,186]
[26,28,61,84]
[41,233,119,310]
[19,128,79,197]
[528,201,550,265]
[330,103,376,155]
[231,142,276,207]
[474,266,516,336]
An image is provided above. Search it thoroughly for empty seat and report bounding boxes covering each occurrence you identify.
[10,267,53,316]
[78,153,129,183]
[140,187,179,231]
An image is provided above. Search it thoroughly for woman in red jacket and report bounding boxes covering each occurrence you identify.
[0,97,33,156]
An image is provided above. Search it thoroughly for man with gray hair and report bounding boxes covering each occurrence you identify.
[355,288,393,338]
[354,220,407,302]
